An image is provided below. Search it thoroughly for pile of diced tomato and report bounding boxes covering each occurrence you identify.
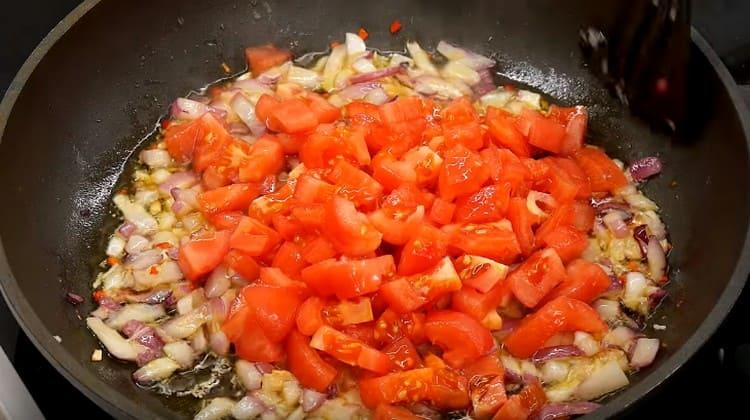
[163,87,627,418]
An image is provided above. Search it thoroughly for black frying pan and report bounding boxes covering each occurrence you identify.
[1,0,749,418]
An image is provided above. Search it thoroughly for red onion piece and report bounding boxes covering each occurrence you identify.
[531,402,601,420]
[99,297,122,311]
[205,266,231,299]
[117,222,137,238]
[339,82,381,100]
[158,171,198,195]
[530,345,584,364]
[503,369,523,384]
[602,211,630,238]
[171,98,209,120]
[349,66,404,84]
[325,383,339,398]
[209,329,230,356]
[436,41,496,70]
[124,249,163,270]
[166,247,179,260]
[208,298,228,323]
[232,394,267,419]
[65,292,84,305]
[301,389,327,412]
[236,360,263,390]
[646,237,667,282]
[632,224,650,257]
[591,197,631,214]
[234,77,275,92]
[629,156,663,182]
[125,235,150,255]
[141,290,172,305]
[122,320,164,365]
[255,362,274,374]
[493,317,520,341]
[473,69,496,96]
[648,288,667,309]
[365,87,390,105]
[629,337,660,368]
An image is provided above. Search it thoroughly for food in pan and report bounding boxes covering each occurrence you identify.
[86,32,668,419]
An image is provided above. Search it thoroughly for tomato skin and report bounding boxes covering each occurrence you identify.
[258,267,309,298]
[235,321,285,363]
[224,249,260,280]
[503,296,607,358]
[424,311,494,369]
[508,248,566,308]
[382,336,423,371]
[573,146,628,193]
[178,230,232,282]
[198,183,260,214]
[286,330,338,392]
[545,259,611,304]
[358,368,434,408]
[301,255,395,299]
[538,225,589,263]
[324,196,383,256]
[245,44,291,75]
[454,183,512,223]
[310,325,393,373]
[398,225,449,275]
[241,285,302,342]
[486,107,530,157]
[296,296,327,336]
[507,197,540,256]
[438,144,490,201]
[491,382,547,420]
[374,404,419,420]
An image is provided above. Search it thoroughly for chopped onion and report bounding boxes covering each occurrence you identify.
[86,317,142,361]
[106,304,166,330]
[190,327,209,353]
[531,402,601,420]
[113,195,158,234]
[208,297,228,323]
[574,360,629,400]
[209,329,230,356]
[285,66,321,90]
[125,234,150,254]
[101,265,134,290]
[255,362,274,374]
[364,87,389,105]
[649,288,667,309]
[65,292,85,305]
[234,78,274,95]
[540,360,570,384]
[624,271,648,302]
[139,149,171,169]
[157,171,199,195]
[235,360,263,391]
[517,90,542,110]
[573,331,600,356]
[339,82,382,100]
[323,45,346,91]
[480,88,514,108]
[531,345,584,364]
[632,224,649,257]
[105,236,126,257]
[603,326,637,351]
[117,222,137,238]
[161,304,211,339]
[406,41,439,76]
[257,62,289,85]
[170,187,199,215]
[602,211,630,238]
[593,299,621,322]
[349,66,404,84]
[134,188,159,206]
[230,92,261,131]
[629,156,663,182]
[473,69,496,96]
[414,75,470,99]
[441,60,481,85]
[527,191,556,218]
[124,249,163,270]
[351,57,377,74]
[231,395,267,420]
[436,41,495,70]
[205,265,231,298]
[133,357,180,384]
[345,32,367,57]
[646,237,667,282]
[623,193,658,212]
[171,98,209,120]
[630,337,660,368]
[302,388,327,412]
[163,340,195,368]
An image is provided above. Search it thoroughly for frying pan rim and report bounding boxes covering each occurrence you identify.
[0,1,749,419]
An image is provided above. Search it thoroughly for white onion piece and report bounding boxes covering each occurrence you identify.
[593,299,620,322]
[441,61,480,85]
[574,360,629,400]
[406,41,439,76]
[140,149,172,169]
[414,75,470,99]
[101,265,135,290]
[132,357,180,384]
[231,395,267,420]
[436,41,495,70]
[105,236,126,258]
[133,261,183,290]
[603,211,630,238]
[339,82,381,101]
[480,88,514,108]
[436,40,466,60]
[134,188,159,206]
[161,304,211,339]
[234,78,274,95]
[157,171,199,195]
[195,398,236,420]
[630,338,660,368]
[236,360,263,391]
[541,360,570,384]
[646,238,667,281]
[282,380,303,405]
[171,98,209,120]
[352,57,377,74]
[364,88,389,105]
[205,266,231,298]
[624,272,648,302]
[190,328,209,353]
[323,45,346,91]
[624,193,658,211]
[517,90,542,110]
[113,195,158,234]
[286,66,321,89]
[389,53,414,68]
[106,304,166,330]
[125,249,163,270]
[152,231,178,247]
[603,326,637,351]
[527,191,556,218]
[230,93,259,129]
[176,293,195,316]
[162,340,195,368]
[86,317,143,361]
[125,235,150,254]
[345,32,367,57]
[301,389,327,412]
[574,331,600,356]
[209,329,230,356]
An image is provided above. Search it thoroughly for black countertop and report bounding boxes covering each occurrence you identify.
[1,1,749,418]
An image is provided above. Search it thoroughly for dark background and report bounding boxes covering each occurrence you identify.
[1,0,749,418]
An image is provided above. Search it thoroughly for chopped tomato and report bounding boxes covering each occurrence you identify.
[229,216,282,256]
[324,195,383,256]
[359,368,434,408]
[301,255,395,299]
[535,201,595,243]
[389,19,403,34]
[241,285,301,342]
[503,296,607,358]
[573,146,628,193]
[178,230,231,282]
[287,330,338,392]
[438,144,490,201]
[372,151,418,191]
[464,354,507,418]
[323,298,374,327]
[192,114,233,172]
[492,382,547,420]
[451,279,513,328]
[301,236,338,263]
[267,98,319,134]
[255,94,280,124]
[545,259,611,304]
[423,354,471,410]
[374,404,419,420]
[208,211,244,230]
[454,183,512,223]
[424,311,494,368]
[455,255,509,293]
[164,120,203,163]
[235,321,285,362]
[379,278,427,313]
[327,159,383,208]
[429,197,456,225]
[310,326,393,373]
[507,197,540,256]
[551,105,588,155]
[224,249,260,280]
[380,97,425,126]
[198,183,260,214]
[508,248,566,308]
[486,107,530,157]
[399,225,449,275]
[258,267,308,297]
[237,137,285,182]
[383,336,423,371]
[296,296,327,336]
[538,225,589,263]
[305,92,341,123]
[369,205,425,245]
[272,241,307,278]
[445,220,521,264]
[244,44,291,75]
[293,173,337,204]
[374,309,427,346]
[522,108,566,154]
[494,149,532,195]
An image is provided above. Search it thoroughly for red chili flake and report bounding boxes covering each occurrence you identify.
[155,242,172,250]
[106,256,120,266]
[93,290,106,303]
[160,119,171,130]
[358,27,369,41]
[389,19,402,34]
[149,266,160,275]
[330,40,342,49]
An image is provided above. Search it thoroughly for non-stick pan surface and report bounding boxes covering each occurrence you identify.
[1,0,749,418]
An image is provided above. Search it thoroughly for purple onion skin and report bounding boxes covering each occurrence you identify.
[65,292,85,305]
[530,345,584,364]
[633,224,650,257]
[629,156,663,182]
[649,288,668,310]
[531,402,601,420]
[349,65,404,84]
